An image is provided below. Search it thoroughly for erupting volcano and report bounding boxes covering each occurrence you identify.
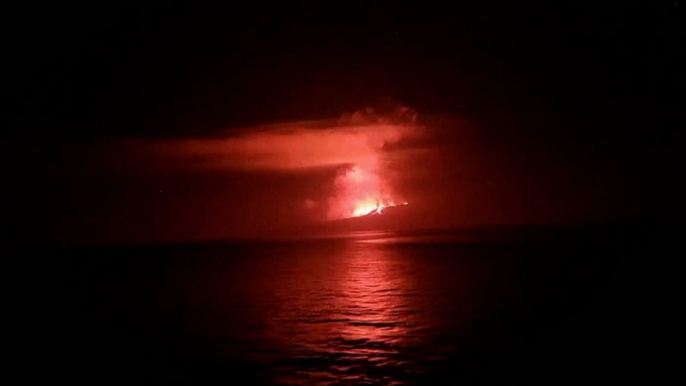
[147,103,421,225]
[328,164,408,219]
[316,105,418,221]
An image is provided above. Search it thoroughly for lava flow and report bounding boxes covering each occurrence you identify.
[352,200,409,217]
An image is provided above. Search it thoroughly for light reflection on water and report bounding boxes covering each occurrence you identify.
[203,237,477,385]
[133,234,553,385]
[264,242,417,385]
[6,227,663,380]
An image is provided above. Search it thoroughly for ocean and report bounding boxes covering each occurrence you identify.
[2,226,683,381]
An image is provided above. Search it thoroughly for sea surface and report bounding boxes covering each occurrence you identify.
[2,226,684,381]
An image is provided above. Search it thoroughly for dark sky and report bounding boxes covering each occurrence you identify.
[3,2,683,246]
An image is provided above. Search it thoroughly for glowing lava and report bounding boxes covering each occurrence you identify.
[352,200,409,217]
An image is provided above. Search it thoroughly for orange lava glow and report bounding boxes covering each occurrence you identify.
[352,200,409,217]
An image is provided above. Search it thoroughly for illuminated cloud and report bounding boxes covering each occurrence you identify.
[142,105,423,219]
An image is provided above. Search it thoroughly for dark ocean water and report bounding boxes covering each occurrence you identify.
[2,226,684,381]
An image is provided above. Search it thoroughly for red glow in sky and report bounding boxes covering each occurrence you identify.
[147,106,420,221]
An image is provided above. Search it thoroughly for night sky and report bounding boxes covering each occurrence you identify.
[3,2,683,246]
